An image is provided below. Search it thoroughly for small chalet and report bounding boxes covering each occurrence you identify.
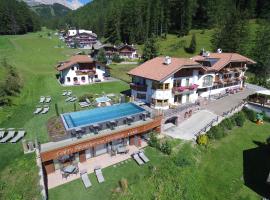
[57,55,110,86]
[118,44,138,59]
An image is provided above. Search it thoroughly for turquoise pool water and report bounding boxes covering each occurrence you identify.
[62,103,145,129]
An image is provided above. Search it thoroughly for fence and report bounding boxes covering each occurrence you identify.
[163,102,199,118]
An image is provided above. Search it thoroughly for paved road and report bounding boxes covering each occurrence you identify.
[163,110,218,140]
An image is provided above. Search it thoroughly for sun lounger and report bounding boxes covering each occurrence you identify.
[67,91,72,96]
[80,169,92,188]
[62,90,67,96]
[94,167,105,183]
[45,96,51,103]
[0,128,16,143]
[40,96,45,103]
[0,129,5,138]
[41,106,50,114]
[70,97,77,102]
[65,97,73,102]
[79,102,90,108]
[132,153,144,165]
[33,107,43,114]
[10,129,25,143]
[138,151,149,163]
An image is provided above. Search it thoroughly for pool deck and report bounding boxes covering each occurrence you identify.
[47,141,147,189]
[41,118,154,153]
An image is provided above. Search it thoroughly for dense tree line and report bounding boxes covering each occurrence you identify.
[0,59,22,106]
[0,0,41,35]
[59,0,270,44]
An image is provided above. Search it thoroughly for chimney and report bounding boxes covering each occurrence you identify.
[164,56,171,65]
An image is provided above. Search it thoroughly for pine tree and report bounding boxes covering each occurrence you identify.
[97,49,107,64]
[185,33,196,53]
[142,36,159,61]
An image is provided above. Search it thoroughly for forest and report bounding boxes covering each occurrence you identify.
[0,0,41,35]
[59,0,270,44]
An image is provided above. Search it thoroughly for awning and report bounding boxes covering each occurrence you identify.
[256,90,270,96]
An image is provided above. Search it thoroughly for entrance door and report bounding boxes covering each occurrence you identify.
[95,144,107,156]
[85,148,93,159]
[174,95,182,103]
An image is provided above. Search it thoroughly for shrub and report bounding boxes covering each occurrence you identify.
[160,141,172,155]
[148,132,159,149]
[196,134,209,146]
[206,125,225,140]
[78,93,94,102]
[242,107,256,122]
[119,178,128,192]
[234,112,245,127]
[112,54,123,63]
[222,118,233,130]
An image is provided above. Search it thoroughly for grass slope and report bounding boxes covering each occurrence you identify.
[0,30,129,199]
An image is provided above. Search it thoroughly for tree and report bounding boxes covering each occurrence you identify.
[211,9,250,54]
[142,36,158,61]
[160,141,172,155]
[249,21,270,87]
[185,33,196,53]
[96,49,107,64]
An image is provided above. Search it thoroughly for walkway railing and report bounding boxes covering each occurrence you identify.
[194,116,219,137]
[163,102,198,117]
[222,101,245,117]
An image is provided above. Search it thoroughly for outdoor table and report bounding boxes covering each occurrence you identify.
[117,146,128,154]
[63,165,76,174]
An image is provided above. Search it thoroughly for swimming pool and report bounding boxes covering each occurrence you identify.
[62,103,146,129]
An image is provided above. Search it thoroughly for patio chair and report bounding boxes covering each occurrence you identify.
[138,151,149,163]
[61,171,69,179]
[80,169,92,188]
[10,129,26,143]
[62,90,67,96]
[65,96,73,102]
[94,167,105,183]
[45,96,51,103]
[0,128,5,138]
[132,153,144,165]
[41,106,50,114]
[0,128,16,143]
[40,96,45,103]
[33,106,43,114]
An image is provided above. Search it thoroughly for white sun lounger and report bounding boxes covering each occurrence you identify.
[40,96,45,103]
[41,106,50,114]
[138,151,149,163]
[65,97,73,102]
[0,128,16,143]
[62,90,67,96]
[67,91,72,96]
[70,97,77,102]
[95,168,105,183]
[79,102,90,108]
[0,129,5,138]
[45,96,51,103]
[80,170,92,188]
[133,153,144,165]
[10,130,25,143]
[33,107,42,114]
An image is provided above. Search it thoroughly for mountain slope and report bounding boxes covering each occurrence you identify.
[23,0,83,10]
[32,3,71,20]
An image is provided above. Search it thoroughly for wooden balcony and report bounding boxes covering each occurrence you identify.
[130,83,147,92]
[75,70,95,76]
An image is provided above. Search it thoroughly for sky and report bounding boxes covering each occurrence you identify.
[79,0,90,4]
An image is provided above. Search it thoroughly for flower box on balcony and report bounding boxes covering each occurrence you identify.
[188,84,199,90]
[177,86,186,92]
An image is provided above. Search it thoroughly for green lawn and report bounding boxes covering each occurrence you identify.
[109,64,138,83]
[49,121,270,200]
[0,30,129,199]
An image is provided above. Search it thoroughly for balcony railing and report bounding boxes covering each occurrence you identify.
[130,83,147,92]
[75,69,95,75]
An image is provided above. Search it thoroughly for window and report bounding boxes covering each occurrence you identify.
[97,66,100,69]
[185,78,190,86]
[73,77,78,82]
[94,75,98,78]
[202,75,213,87]
[136,93,146,99]
[81,76,86,82]
[71,67,74,71]
[67,77,71,82]
[164,83,170,89]
[173,79,182,87]
[186,94,190,102]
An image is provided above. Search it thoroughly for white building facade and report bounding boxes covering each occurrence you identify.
[128,54,255,110]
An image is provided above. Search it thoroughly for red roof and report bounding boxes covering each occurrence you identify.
[128,57,205,81]
[192,53,256,71]
[57,55,94,71]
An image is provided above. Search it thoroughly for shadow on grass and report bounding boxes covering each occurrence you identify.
[243,141,270,198]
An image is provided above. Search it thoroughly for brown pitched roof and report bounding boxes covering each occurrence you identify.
[128,57,205,81]
[192,53,256,71]
[57,55,94,71]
